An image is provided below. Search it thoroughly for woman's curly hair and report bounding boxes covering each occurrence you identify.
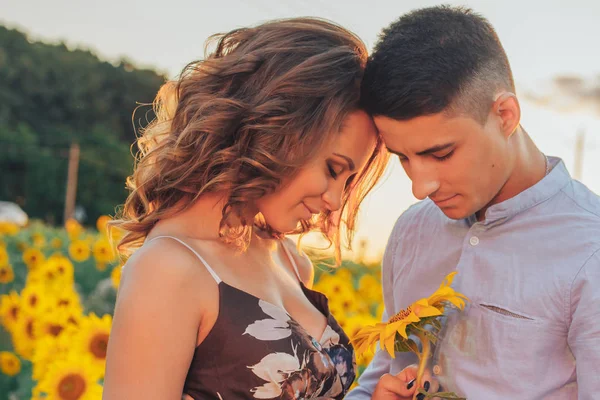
[112,17,389,262]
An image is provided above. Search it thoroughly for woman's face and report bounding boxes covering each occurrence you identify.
[256,110,378,233]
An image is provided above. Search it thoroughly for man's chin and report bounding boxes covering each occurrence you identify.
[438,206,470,220]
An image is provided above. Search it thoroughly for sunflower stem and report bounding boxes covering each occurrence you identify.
[413,332,431,400]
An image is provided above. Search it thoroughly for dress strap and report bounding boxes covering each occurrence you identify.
[146,235,221,283]
[280,241,302,282]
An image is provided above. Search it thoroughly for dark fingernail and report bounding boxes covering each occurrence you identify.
[407,378,416,389]
[416,394,425,400]
[424,381,431,391]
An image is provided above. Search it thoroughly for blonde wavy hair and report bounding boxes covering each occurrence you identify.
[112,17,389,263]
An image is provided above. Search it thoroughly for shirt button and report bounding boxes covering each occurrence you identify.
[469,236,479,246]
[433,364,442,375]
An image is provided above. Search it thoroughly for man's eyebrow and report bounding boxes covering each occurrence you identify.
[386,142,455,158]
[416,143,455,156]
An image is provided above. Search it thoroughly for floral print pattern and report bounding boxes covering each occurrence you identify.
[182,282,356,400]
[245,300,355,399]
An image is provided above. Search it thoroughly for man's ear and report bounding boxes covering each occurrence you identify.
[491,92,521,138]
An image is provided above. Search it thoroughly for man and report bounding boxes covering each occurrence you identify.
[347,6,600,400]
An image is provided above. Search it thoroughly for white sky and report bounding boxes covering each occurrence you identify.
[2,0,599,260]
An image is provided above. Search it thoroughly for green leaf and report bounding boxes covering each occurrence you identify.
[409,323,440,345]
[13,360,34,400]
[394,336,419,354]
[417,388,467,399]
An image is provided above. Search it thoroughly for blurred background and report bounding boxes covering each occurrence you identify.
[0,0,598,398]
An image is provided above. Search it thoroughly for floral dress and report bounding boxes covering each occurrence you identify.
[147,236,356,399]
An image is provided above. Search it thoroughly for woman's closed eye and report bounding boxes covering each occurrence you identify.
[327,163,343,179]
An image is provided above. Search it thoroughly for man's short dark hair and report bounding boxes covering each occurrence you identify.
[361,5,515,123]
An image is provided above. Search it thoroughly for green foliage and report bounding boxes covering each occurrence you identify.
[0,25,166,226]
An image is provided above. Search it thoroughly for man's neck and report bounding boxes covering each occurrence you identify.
[476,127,546,221]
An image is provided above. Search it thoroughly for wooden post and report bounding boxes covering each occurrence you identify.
[573,130,585,181]
[356,239,368,264]
[63,143,80,225]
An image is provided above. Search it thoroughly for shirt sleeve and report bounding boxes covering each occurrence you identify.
[568,248,600,399]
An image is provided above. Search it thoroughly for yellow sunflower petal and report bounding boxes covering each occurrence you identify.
[383,331,397,358]
[442,271,458,287]
[446,294,469,309]
[414,304,443,318]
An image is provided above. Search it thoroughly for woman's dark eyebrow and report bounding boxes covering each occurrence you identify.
[332,153,356,171]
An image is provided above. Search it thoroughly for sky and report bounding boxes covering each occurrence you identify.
[2,0,599,260]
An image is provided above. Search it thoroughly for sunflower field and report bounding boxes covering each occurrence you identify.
[0,218,383,399]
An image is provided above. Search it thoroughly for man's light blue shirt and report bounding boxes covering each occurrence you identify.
[347,157,600,399]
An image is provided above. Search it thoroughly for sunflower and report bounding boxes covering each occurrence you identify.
[352,272,469,358]
[20,282,48,316]
[330,287,366,315]
[25,267,44,286]
[54,288,82,311]
[32,334,71,381]
[110,264,122,289]
[35,354,103,400]
[426,271,468,310]
[23,248,45,270]
[0,222,19,236]
[32,260,61,290]
[345,314,380,342]
[68,240,90,263]
[0,245,9,266]
[35,305,80,339]
[51,237,64,249]
[0,263,14,284]
[313,274,354,298]
[45,255,75,288]
[336,268,353,281]
[12,313,37,359]
[32,232,46,248]
[0,351,21,376]
[31,388,46,400]
[92,237,115,265]
[358,274,383,304]
[0,290,21,332]
[65,218,83,240]
[96,215,111,236]
[345,315,378,368]
[328,302,348,329]
[61,305,84,328]
[73,313,112,378]
[352,309,422,358]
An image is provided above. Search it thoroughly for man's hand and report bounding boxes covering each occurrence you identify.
[371,365,440,399]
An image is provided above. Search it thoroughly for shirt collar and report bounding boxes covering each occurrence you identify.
[468,156,571,225]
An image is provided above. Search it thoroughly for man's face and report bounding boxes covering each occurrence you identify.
[375,112,512,220]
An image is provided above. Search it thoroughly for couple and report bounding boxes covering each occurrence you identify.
[103,5,600,400]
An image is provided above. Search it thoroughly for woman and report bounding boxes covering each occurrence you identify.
[103,17,389,399]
